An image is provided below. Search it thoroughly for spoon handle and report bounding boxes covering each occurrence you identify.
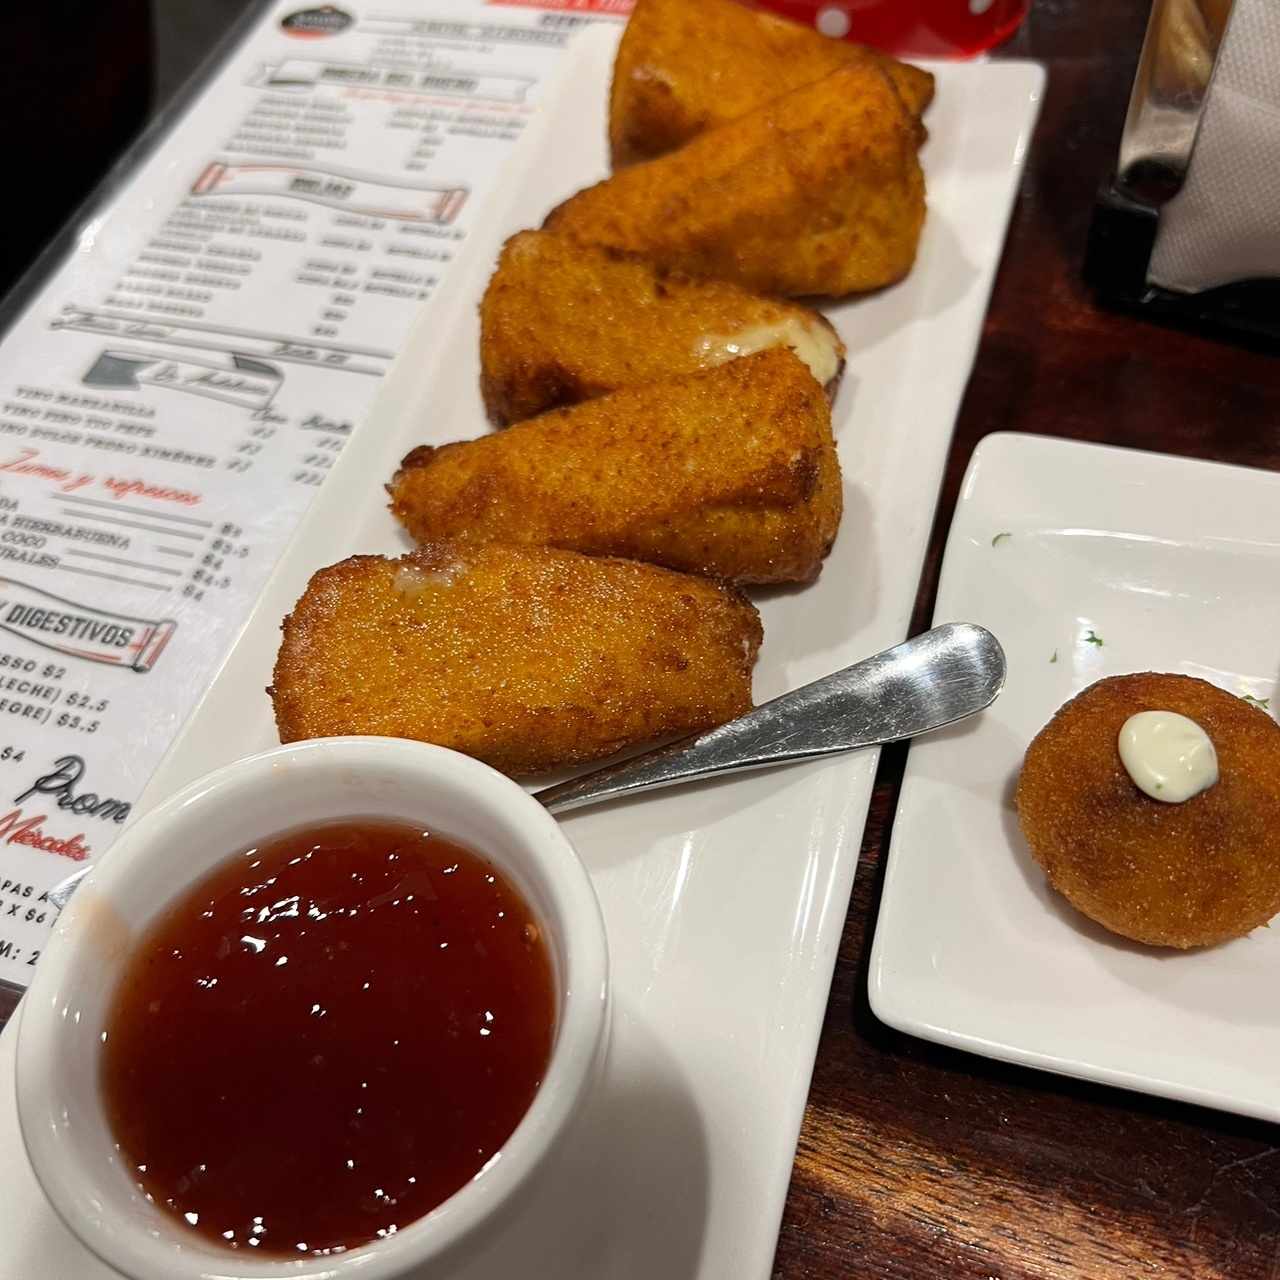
[534,623,1005,815]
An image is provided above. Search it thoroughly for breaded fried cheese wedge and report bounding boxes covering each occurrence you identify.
[271,544,761,777]
[480,230,844,425]
[546,63,926,298]
[610,0,934,166]
[391,349,841,585]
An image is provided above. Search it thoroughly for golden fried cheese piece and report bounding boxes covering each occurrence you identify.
[479,230,844,425]
[1017,673,1280,949]
[546,62,926,298]
[610,0,934,166]
[391,349,841,585]
[271,543,762,777]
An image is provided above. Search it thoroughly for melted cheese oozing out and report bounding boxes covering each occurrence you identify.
[694,318,841,387]
[1118,710,1218,803]
[394,559,464,598]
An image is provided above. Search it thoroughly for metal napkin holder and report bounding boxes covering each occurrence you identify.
[1083,0,1280,345]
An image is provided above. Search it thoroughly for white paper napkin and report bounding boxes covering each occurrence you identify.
[1148,0,1280,293]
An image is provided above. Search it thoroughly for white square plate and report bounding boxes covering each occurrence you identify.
[0,32,1045,1280]
[870,432,1280,1121]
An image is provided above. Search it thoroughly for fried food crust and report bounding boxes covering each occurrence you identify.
[479,230,844,425]
[609,0,934,166]
[271,543,762,777]
[1016,673,1280,949]
[546,62,926,298]
[390,349,841,585]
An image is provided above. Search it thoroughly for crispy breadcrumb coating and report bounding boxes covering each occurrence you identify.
[1017,673,1280,949]
[271,543,762,777]
[391,349,841,584]
[610,0,933,166]
[479,230,844,425]
[546,62,926,298]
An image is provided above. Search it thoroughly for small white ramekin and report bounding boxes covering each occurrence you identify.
[15,737,609,1280]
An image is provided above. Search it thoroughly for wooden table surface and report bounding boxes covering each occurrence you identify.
[773,3,1280,1278]
[2,2,1279,1277]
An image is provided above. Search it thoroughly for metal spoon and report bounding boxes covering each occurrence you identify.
[534,621,1005,812]
[46,623,1003,913]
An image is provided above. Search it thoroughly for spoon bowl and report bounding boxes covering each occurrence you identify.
[535,622,1006,812]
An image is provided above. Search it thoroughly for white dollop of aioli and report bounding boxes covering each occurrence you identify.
[693,318,841,387]
[1118,710,1218,803]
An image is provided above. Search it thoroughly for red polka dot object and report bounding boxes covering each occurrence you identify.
[748,0,1028,58]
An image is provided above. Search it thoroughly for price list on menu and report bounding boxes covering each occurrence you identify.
[0,0,628,989]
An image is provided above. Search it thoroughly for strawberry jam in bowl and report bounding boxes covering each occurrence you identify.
[15,738,609,1280]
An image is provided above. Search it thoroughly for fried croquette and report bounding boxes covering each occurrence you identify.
[1016,673,1280,949]
[479,230,845,425]
[546,61,926,298]
[390,349,841,585]
[610,0,934,167]
[270,543,762,777]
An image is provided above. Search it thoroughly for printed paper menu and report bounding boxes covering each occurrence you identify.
[0,0,627,989]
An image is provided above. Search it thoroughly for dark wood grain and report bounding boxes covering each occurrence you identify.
[773,2,1280,1277]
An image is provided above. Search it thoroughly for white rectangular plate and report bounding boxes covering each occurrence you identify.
[870,432,1280,1122]
[0,32,1043,1280]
